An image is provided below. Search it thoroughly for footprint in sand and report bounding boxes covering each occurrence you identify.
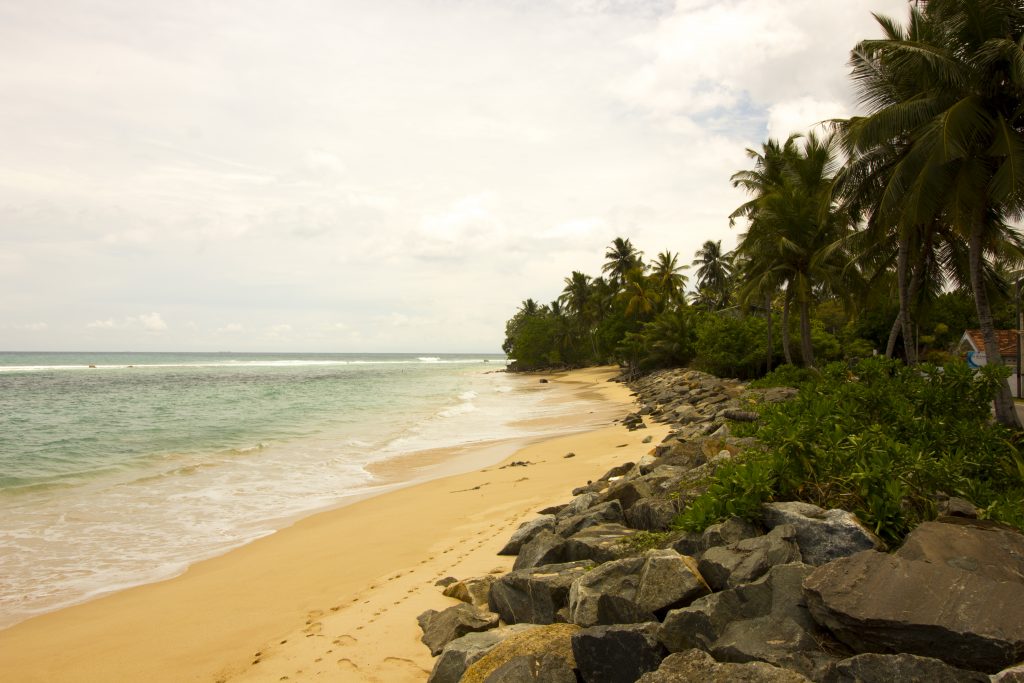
[381,657,431,676]
[333,635,358,646]
[337,658,360,673]
[304,622,322,636]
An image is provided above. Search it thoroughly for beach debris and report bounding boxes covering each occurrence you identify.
[499,460,532,469]
[564,452,576,458]
[539,378,549,384]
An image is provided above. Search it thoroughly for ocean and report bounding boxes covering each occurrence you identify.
[0,352,599,629]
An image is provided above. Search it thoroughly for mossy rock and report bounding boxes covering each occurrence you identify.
[461,623,580,683]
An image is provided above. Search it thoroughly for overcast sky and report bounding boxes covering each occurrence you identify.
[1,0,911,352]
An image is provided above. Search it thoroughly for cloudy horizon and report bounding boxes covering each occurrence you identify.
[1,0,910,352]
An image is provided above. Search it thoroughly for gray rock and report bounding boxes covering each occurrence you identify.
[699,524,801,591]
[569,549,709,627]
[895,519,1024,584]
[428,625,538,683]
[489,560,595,625]
[443,575,497,609]
[481,654,577,683]
[513,530,568,570]
[597,477,654,512]
[419,603,500,656]
[711,615,837,680]
[637,649,812,682]
[554,500,625,537]
[937,496,980,519]
[668,530,703,557]
[563,523,634,563]
[659,562,815,653]
[762,502,884,566]
[499,515,556,556]
[572,623,666,683]
[599,462,635,481]
[626,496,681,532]
[462,623,580,683]
[823,653,989,683]
[803,545,1024,672]
[993,663,1024,682]
[701,516,762,551]
[557,492,598,518]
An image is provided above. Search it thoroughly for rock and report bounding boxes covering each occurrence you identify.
[701,516,762,551]
[538,503,567,515]
[637,649,812,682]
[513,530,568,570]
[480,653,577,683]
[569,549,710,627]
[564,452,575,458]
[823,653,990,683]
[539,378,548,383]
[489,560,595,625]
[599,462,635,481]
[419,603,500,656]
[699,524,801,591]
[444,575,497,609]
[625,496,681,532]
[498,515,556,555]
[993,664,1024,682]
[572,623,666,683]
[461,623,579,683]
[554,500,625,537]
[557,492,598,518]
[761,502,884,566]
[642,435,653,444]
[895,519,1024,584]
[711,615,836,680]
[668,530,704,557]
[660,563,816,654]
[803,546,1024,672]
[563,523,634,563]
[597,478,653,512]
[937,495,980,518]
[428,625,538,683]
[435,576,458,587]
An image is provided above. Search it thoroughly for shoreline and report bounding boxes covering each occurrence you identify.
[0,366,662,682]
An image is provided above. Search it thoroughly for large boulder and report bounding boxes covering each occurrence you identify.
[994,664,1024,682]
[480,654,576,682]
[428,625,537,683]
[762,502,884,566]
[554,500,625,537]
[701,516,762,551]
[569,549,710,627]
[822,653,989,683]
[461,623,579,683]
[894,518,1024,582]
[572,623,666,683]
[418,603,499,656]
[663,565,815,655]
[637,649,812,682]
[710,615,836,681]
[443,575,497,609]
[513,531,568,570]
[698,524,802,591]
[499,515,556,555]
[596,478,653,512]
[803,535,1024,672]
[626,497,681,532]
[562,523,635,563]
[489,560,595,625]
[557,492,598,518]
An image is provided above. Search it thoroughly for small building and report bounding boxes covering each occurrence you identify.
[958,329,1021,397]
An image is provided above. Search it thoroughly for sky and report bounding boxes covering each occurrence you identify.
[0,0,912,352]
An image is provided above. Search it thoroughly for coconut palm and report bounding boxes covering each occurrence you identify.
[844,0,1024,427]
[602,237,644,287]
[691,240,734,310]
[650,250,690,308]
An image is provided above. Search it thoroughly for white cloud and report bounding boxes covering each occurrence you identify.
[86,313,166,333]
[12,322,48,331]
[216,323,244,334]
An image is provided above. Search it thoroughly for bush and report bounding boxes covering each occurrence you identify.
[749,364,817,389]
[693,312,770,379]
[676,357,1024,544]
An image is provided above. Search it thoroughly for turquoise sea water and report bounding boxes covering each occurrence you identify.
[0,352,592,628]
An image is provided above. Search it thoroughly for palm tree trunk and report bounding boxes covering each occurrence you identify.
[896,233,918,364]
[969,219,1021,429]
[798,295,815,367]
[885,316,902,358]
[765,293,773,373]
[781,286,793,365]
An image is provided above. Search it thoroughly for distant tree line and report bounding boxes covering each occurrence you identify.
[503,0,1024,428]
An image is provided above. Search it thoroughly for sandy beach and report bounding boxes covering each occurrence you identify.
[0,366,666,682]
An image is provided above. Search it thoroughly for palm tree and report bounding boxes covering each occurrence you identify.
[731,133,851,367]
[691,240,734,310]
[620,270,660,321]
[844,0,1024,427]
[650,250,689,308]
[602,237,644,288]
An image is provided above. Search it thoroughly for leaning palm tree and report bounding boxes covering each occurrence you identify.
[602,237,644,288]
[844,0,1024,427]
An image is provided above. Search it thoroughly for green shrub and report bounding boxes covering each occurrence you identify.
[749,364,817,389]
[675,357,1024,544]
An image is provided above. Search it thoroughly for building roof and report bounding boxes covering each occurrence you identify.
[963,330,1020,360]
